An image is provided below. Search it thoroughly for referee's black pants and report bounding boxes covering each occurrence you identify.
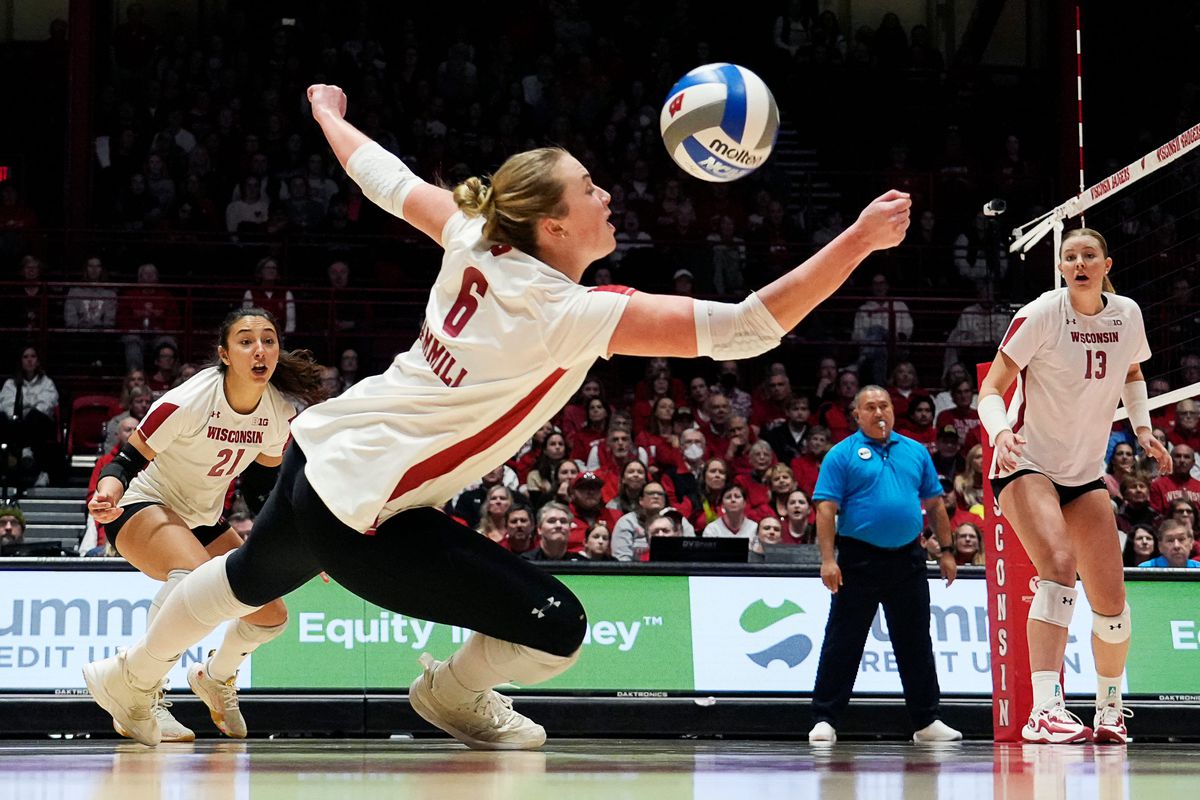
[810,536,941,731]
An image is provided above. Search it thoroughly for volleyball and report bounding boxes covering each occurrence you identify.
[660,63,779,183]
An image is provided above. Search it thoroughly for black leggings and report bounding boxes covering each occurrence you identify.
[226,444,587,657]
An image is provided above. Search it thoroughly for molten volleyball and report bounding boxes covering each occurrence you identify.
[660,63,779,183]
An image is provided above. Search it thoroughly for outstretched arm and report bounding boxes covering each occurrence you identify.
[308,84,458,245]
[607,190,911,357]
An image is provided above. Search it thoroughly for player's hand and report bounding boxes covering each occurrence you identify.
[854,190,912,251]
[88,492,125,525]
[993,430,1026,473]
[820,560,843,594]
[1139,429,1170,473]
[940,551,958,586]
[307,84,348,120]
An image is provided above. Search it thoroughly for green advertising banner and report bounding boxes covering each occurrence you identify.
[249,574,694,691]
[1124,581,1200,697]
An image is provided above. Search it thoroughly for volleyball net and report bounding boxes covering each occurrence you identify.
[1010,122,1200,406]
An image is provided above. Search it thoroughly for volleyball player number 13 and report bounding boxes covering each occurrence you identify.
[1085,349,1106,380]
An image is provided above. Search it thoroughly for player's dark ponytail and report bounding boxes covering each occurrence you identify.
[215,308,328,407]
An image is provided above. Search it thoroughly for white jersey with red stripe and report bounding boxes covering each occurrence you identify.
[121,367,297,528]
[993,288,1150,484]
[291,213,633,532]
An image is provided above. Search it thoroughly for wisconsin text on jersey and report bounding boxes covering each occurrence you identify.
[206,426,266,444]
[415,318,468,388]
[1070,331,1120,343]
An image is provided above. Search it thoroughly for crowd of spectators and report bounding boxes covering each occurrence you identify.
[3,4,1200,567]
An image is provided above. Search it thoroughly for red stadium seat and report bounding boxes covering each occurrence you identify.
[68,395,123,456]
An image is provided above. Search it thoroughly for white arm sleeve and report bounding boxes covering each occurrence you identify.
[1122,379,1151,433]
[977,393,1011,443]
[344,141,424,221]
[693,293,788,360]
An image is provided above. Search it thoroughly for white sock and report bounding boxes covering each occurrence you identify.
[440,633,580,700]
[1031,670,1062,708]
[147,569,190,627]
[124,554,261,688]
[207,618,287,683]
[1097,674,1123,709]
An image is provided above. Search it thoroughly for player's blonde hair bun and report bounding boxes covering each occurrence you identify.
[453,177,493,218]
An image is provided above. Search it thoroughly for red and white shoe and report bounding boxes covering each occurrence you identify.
[1093,704,1133,744]
[1021,701,1092,744]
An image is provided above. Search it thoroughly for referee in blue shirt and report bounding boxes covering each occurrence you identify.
[808,386,961,744]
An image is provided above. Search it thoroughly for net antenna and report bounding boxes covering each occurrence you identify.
[1009,122,1200,290]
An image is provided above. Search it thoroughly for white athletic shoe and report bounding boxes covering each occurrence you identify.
[187,655,247,739]
[408,653,546,750]
[1022,701,1092,744]
[82,652,162,747]
[913,719,963,743]
[114,688,195,743]
[808,721,837,744]
[1093,704,1133,744]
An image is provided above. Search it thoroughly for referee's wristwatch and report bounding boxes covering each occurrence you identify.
[938,544,954,555]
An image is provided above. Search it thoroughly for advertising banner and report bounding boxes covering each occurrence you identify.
[0,568,1192,696]
[0,571,231,690]
[248,574,695,691]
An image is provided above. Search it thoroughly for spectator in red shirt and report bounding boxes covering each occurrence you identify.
[930,425,966,481]
[1168,399,1200,451]
[935,378,980,451]
[551,460,580,507]
[751,371,793,432]
[570,396,610,462]
[567,471,606,551]
[633,357,686,407]
[686,376,711,424]
[500,506,537,555]
[782,489,815,544]
[723,415,755,474]
[953,521,986,566]
[635,395,683,475]
[790,425,831,499]
[633,370,673,433]
[603,460,647,529]
[701,392,734,451]
[763,462,798,522]
[584,425,648,485]
[887,360,928,420]
[1148,377,1174,433]
[1150,444,1200,513]
[557,375,604,446]
[242,256,296,334]
[117,262,181,372]
[897,395,937,452]
[738,440,777,513]
[818,370,859,442]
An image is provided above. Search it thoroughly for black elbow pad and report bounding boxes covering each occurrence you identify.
[98,442,151,489]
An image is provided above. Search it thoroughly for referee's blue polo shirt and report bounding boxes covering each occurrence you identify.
[812,429,943,549]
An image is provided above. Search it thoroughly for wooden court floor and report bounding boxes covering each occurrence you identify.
[1,738,1197,799]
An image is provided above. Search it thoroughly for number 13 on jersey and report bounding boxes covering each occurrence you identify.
[1085,349,1107,380]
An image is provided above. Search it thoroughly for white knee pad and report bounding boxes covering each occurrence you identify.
[1028,580,1078,628]
[1092,603,1131,644]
